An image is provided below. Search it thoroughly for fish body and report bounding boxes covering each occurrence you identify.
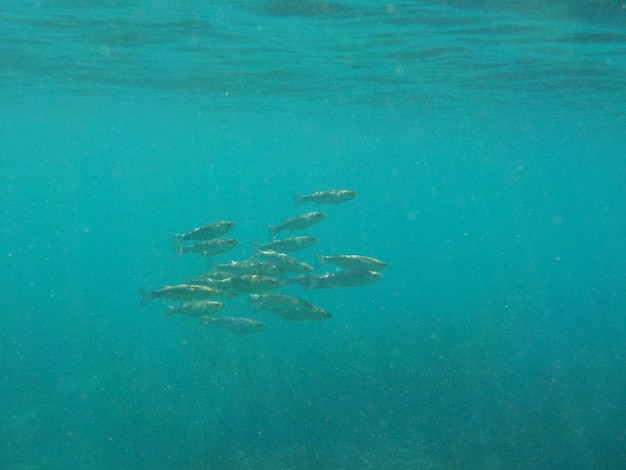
[204,316,266,333]
[286,270,382,289]
[226,274,282,294]
[293,190,356,206]
[184,276,237,295]
[192,271,233,282]
[206,260,285,277]
[174,221,235,243]
[250,293,331,321]
[253,249,313,274]
[252,236,318,253]
[139,284,221,306]
[268,211,326,239]
[316,254,387,272]
[164,300,224,317]
[177,238,238,256]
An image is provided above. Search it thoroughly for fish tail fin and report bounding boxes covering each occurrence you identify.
[315,252,325,268]
[138,288,153,307]
[267,225,278,241]
[297,275,315,289]
[170,234,183,257]
[246,295,264,312]
[292,193,303,206]
[252,303,266,314]
[283,275,304,287]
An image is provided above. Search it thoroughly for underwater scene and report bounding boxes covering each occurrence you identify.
[1,1,625,468]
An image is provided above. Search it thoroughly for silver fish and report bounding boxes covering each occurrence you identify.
[253,249,313,274]
[205,260,285,277]
[293,190,356,206]
[285,270,382,289]
[139,284,222,306]
[184,276,237,296]
[316,254,387,271]
[175,238,238,257]
[192,271,234,281]
[249,293,331,321]
[267,211,326,240]
[226,274,282,294]
[172,221,235,243]
[252,236,318,253]
[163,300,224,317]
[204,316,267,334]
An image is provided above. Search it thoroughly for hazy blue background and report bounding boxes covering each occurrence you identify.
[1,1,625,468]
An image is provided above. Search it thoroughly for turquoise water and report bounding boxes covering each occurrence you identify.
[2,1,625,468]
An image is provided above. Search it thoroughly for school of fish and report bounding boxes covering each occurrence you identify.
[139,189,386,334]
